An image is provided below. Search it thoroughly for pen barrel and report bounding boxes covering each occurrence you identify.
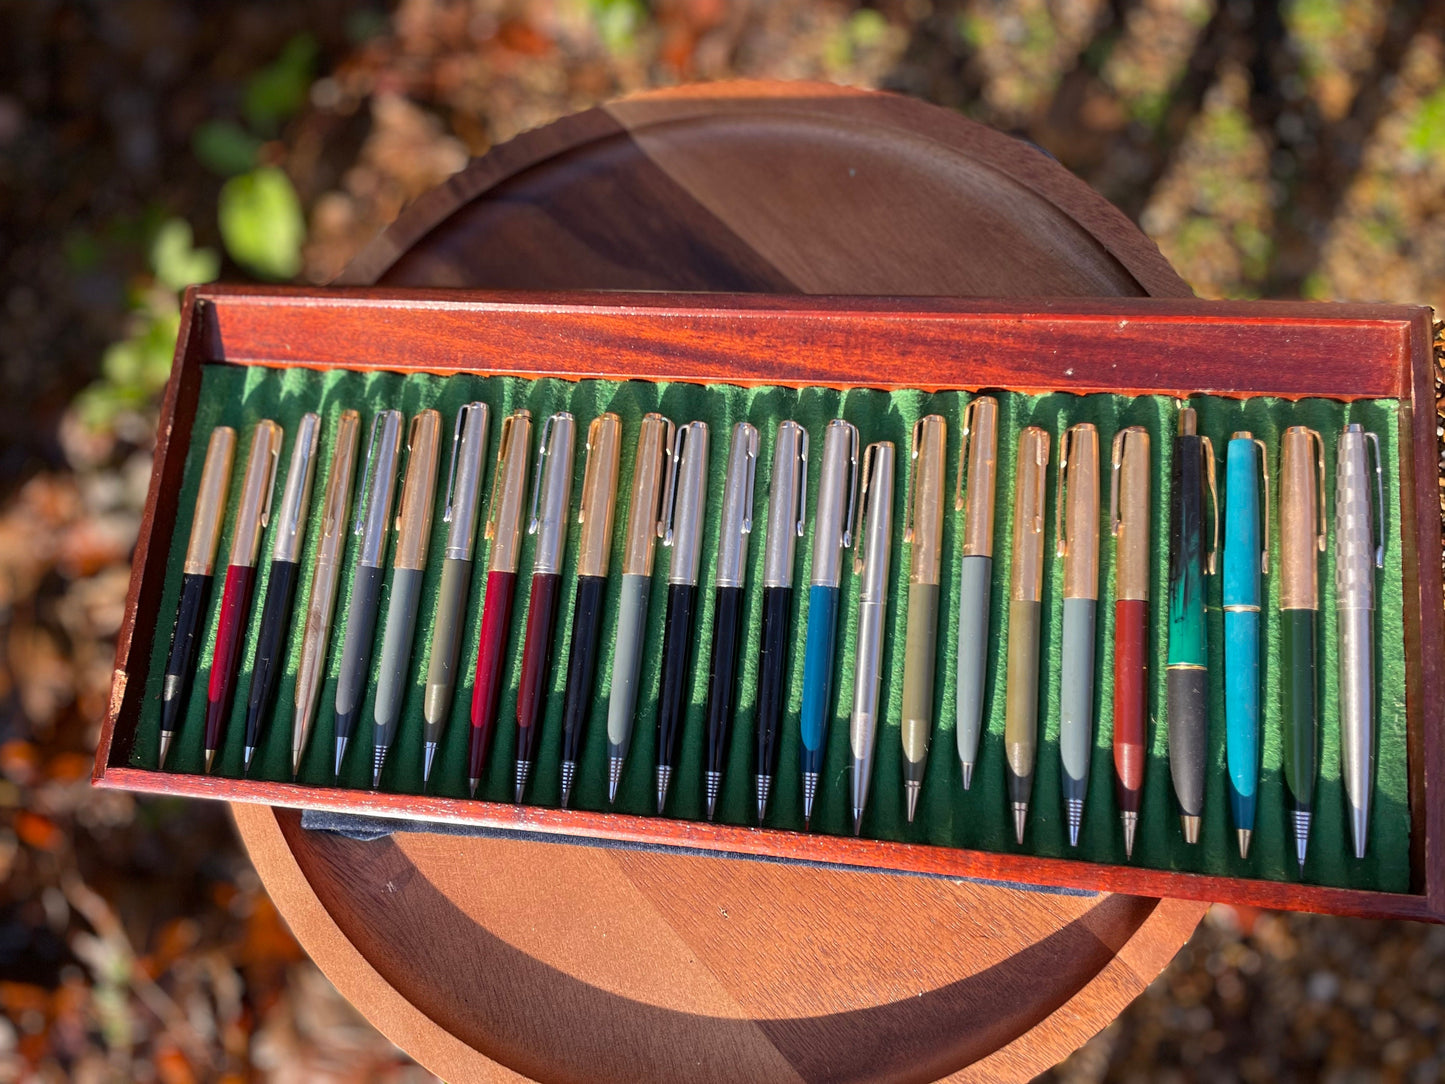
[1059,597,1097,804]
[423,558,474,739]
[292,558,341,764]
[335,564,384,739]
[515,572,563,771]
[1224,609,1261,832]
[955,555,992,771]
[161,572,211,736]
[704,585,746,781]
[753,585,792,789]
[656,582,699,775]
[244,560,300,751]
[1167,435,1208,669]
[205,564,257,755]
[373,567,424,751]
[468,569,517,781]
[1003,599,1041,810]
[1338,606,1374,855]
[1112,598,1148,813]
[1166,667,1207,820]
[900,582,939,785]
[1281,608,1318,814]
[1223,439,1262,609]
[798,584,840,773]
[605,574,651,762]
[560,575,607,768]
[849,598,887,818]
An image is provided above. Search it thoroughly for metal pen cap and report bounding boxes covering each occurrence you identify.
[1110,426,1151,602]
[393,410,441,571]
[905,414,946,587]
[527,412,576,575]
[714,422,759,588]
[763,421,808,589]
[1335,423,1384,610]
[1009,427,1050,603]
[853,441,895,603]
[270,413,321,564]
[811,419,860,588]
[576,413,622,579]
[183,426,237,575]
[1280,425,1326,610]
[621,413,674,577]
[485,410,533,575]
[442,402,489,561]
[663,421,709,587]
[227,420,283,568]
[1057,422,1099,601]
[956,396,999,558]
[315,411,361,566]
[354,411,404,569]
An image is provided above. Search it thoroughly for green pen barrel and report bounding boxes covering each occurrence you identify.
[1281,607,1319,816]
[901,582,940,790]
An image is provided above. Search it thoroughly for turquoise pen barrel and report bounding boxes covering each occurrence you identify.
[799,585,840,781]
[1222,434,1264,857]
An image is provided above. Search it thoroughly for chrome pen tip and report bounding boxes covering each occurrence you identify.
[802,772,818,823]
[290,744,303,780]
[560,761,575,809]
[204,747,217,774]
[1350,807,1369,860]
[755,775,771,823]
[243,746,254,775]
[1180,814,1201,845]
[960,761,973,791]
[852,809,863,836]
[1237,828,1253,860]
[1121,811,1138,859]
[514,760,531,804]
[607,757,623,804]
[704,771,720,822]
[655,765,672,814]
[904,781,921,823]
[158,731,172,770]
[1292,809,1311,872]
[1066,798,1083,847]
[333,736,348,777]
[422,741,437,784]
[1013,802,1028,845]
[372,746,386,790]
[468,776,480,797]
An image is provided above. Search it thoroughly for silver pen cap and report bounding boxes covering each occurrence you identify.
[354,410,404,568]
[1335,423,1384,610]
[271,412,321,564]
[810,419,860,588]
[663,421,709,587]
[854,441,896,603]
[715,422,759,588]
[442,402,490,561]
[528,412,576,575]
[763,420,808,589]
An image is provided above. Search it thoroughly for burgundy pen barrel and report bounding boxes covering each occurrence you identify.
[468,569,518,787]
[1113,597,1148,813]
[514,571,562,797]
[204,564,257,764]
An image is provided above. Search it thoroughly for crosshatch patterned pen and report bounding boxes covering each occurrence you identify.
[1110,425,1150,859]
[955,396,999,791]
[1004,427,1049,845]
[848,440,895,836]
[901,414,946,822]
[1057,422,1099,847]
[204,420,282,773]
[158,426,235,769]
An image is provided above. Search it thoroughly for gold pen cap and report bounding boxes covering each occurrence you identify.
[393,410,441,571]
[227,419,283,568]
[485,410,532,574]
[528,412,576,576]
[183,426,237,576]
[316,411,361,566]
[1009,427,1050,603]
[1280,425,1326,610]
[576,413,622,579]
[1057,422,1100,601]
[621,413,674,577]
[906,414,947,587]
[271,413,321,565]
[1110,426,1151,602]
[957,396,999,558]
[663,421,710,587]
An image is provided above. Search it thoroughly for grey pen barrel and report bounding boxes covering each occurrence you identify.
[423,558,472,741]
[606,574,652,767]
[955,554,991,781]
[1059,597,1096,819]
[1004,599,1042,816]
[335,565,384,737]
[1335,423,1379,860]
[374,567,424,752]
[1338,606,1374,857]
[848,597,887,826]
[1166,669,1208,821]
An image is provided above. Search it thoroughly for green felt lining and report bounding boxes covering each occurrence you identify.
[133,364,1412,893]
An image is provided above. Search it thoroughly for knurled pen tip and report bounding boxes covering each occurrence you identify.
[905,781,921,823]
[559,761,575,809]
[1122,811,1138,859]
[514,760,531,804]
[1066,798,1083,847]
[1294,809,1311,872]
[802,772,818,824]
[655,765,672,814]
[705,771,720,821]
[372,746,386,789]
[608,757,623,804]
[1181,814,1201,845]
[1237,828,1253,860]
[755,775,771,823]
[1013,803,1028,845]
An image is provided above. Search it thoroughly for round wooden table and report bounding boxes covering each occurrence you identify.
[234,81,1206,1083]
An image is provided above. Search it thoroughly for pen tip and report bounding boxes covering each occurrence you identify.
[904,781,920,823]
[204,748,216,775]
[1066,798,1083,847]
[1013,803,1028,845]
[1237,828,1252,860]
[422,742,437,784]
[333,736,348,778]
[960,761,973,791]
[1292,809,1311,873]
[243,746,254,775]
[158,732,172,770]
[372,746,386,790]
[560,761,575,809]
[608,757,623,805]
[802,772,818,824]
[291,744,302,780]
[1351,808,1369,860]
[852,809,863,836]
[704,771,720,822]
[1180,814,1201,845]
[468,777,480,798]
[755,775,771,823]
[514,760,531,805]
[655,765,672,815]
[1121,811,1138,859]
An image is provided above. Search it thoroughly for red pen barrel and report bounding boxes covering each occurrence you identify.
[204,564,257,758]
[468,569,518,785]
[1112,597,1148,812]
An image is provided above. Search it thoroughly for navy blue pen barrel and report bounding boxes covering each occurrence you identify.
[656,582,699,776]
[161,572,211,735]
[753,585,793,791]
[559,575,607,769]
[244,559,300,750]
[704,585,746,780]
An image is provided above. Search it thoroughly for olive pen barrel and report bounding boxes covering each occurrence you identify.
[1003,598,1042,821]
[954,555,992,788]
[605,573,652,799]
[371,568,424,761]
[423,558,473,743]
[1058,597,1096,832]
[900,582,939,798]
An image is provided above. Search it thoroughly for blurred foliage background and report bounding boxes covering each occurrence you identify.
[1,0,1444,1081]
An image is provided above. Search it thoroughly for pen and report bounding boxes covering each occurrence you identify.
[655,420,709,814]
[901,414,946,822]
[1057,422,1099,846]
[158,426,236,769]
[800,419,859,826]
[1223,430,1268,858]
[704,422,758,820]
[514,412,576,802]
[422,403,489,783]
[204,419,283,772]
[606,413,674,803]
[1166,406,1217,843]
[242,412,320,774]
[754,420,808,822]
[1004,427,1050,844]
[559,413,622,807]
[333,410,403,777]
[1281,424,1326,872]
[468,410,532,795]
[848,441,894,835]
[291,410,360,778]
[1336,422,1384,860]
[955,396,999,789]
[1110,425,1151,858]
[371,409,441,787]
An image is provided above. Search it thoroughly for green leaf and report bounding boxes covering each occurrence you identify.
[149,219,220,292]
[218,167,306,281]
[1406,87,1445,160]
[192,119,263,176]
[243,33,318,134]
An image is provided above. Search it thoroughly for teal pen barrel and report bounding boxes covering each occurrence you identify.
[799,584,840,777]
[1224,609,1260,834]
[954,554,991,781]
[373,567,424,752]
[606,573,652,767]
[1059,597,1096,827]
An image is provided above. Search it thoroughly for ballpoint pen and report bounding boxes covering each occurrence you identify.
[158,426,236,769]
[1336,422,1384,860]
[1166,406,1217,844]
[422,402,489,784]
[242,412,320,775]
[1004,427,1049,844]
[848,440,894,836]
[1223,429,1268,859]
[1057,422,1099,846]
[655,420,709,814]
[901,414,946,822]
[334,410,403,777]
[371,409,441,787]
[754,420,807,822]
[468,410,532,795]
[606,413,673,803]
[204,419,283,773]
[559,413,621,808]
[1281,424,1326,873]
[291,410,360,778]
[800,419,859,827]
[514,412,576,802]
[704,422,758,820]
[1111,425,1150,859]
[955,396,999,790]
